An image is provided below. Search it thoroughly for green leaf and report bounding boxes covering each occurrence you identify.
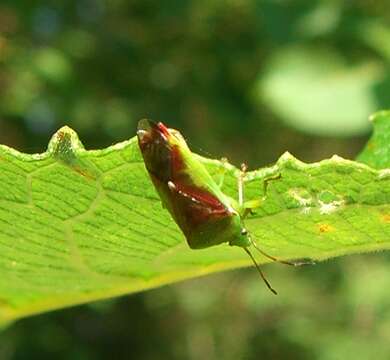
[357,111,390,169]
[0,118,389,324]
[255,46,383,136]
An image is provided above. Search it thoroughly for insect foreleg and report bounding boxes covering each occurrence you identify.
[240,172,282,218]
[263,173,282,198]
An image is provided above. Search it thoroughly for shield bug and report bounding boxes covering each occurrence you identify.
[137,119,301,294]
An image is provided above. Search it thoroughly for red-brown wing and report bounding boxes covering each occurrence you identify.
[166,180,232,233]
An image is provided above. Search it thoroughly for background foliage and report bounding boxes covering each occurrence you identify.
[1,1,390,359]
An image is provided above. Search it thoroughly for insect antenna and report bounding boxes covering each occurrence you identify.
[243,247,277,295]
[249,237,313,267]
[250,239,295,266]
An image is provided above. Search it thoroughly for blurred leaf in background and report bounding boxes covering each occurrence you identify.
[256,45,382,136]
[1,0,390,359]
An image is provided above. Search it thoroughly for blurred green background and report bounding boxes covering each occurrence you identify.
[1,0,390,359]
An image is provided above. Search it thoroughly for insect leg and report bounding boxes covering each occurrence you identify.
[239,173,282,219]
[241,172,282,216]
[217,157,229,189]
[263,173,282,198]
[239,167,312,266]
[239,163,268,218]
[238,168,313,266]
[238,163,248,207]
[257,173,314,266]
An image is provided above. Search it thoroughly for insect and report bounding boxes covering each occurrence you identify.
[137,119,302,294]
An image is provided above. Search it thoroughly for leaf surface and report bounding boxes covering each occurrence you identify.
[0,117,389,323]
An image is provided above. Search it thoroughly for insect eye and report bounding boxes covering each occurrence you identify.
[241,228,248,236]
